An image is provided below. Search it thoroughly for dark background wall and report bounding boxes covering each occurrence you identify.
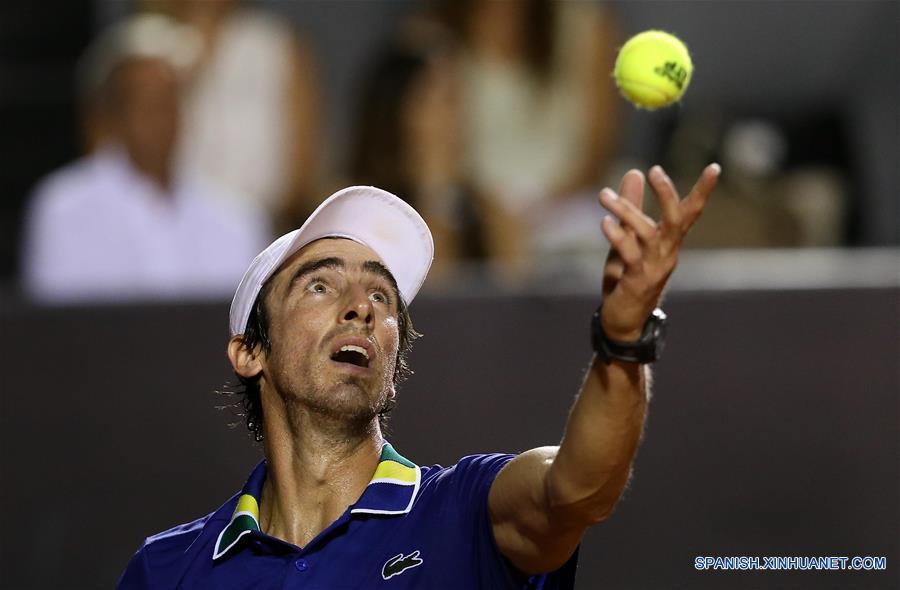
[1,287,897,589]
[0,1,92,281]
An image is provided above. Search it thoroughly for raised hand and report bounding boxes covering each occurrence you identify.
[598,164,720,340]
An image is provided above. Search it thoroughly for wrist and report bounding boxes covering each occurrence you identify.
[591,304,668,365]
[602,324,642,341]
[600,306,644,341]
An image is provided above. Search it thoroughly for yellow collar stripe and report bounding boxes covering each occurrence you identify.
[235,493,259,519]
[371,459,418,484]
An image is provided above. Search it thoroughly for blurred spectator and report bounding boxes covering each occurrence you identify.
[438,0,621,268]
[349,32,486,278]
[20,15,269,303]
[656,110,847,248]
[149,0,322,233]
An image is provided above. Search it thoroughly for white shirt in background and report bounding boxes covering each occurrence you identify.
[21,146,270,303]
[177,10,294,216]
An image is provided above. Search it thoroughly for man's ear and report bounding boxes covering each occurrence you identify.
[386,384,397,404]
[227,335,263,379]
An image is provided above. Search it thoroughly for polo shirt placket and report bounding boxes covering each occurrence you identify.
[211,443,420,586]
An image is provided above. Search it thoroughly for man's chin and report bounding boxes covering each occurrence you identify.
[311,382,385,422]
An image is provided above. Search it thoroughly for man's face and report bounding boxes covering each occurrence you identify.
[113,58,179,168]
[257,238,401,426]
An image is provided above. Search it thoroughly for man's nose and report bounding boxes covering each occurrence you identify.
[341,287,373,326]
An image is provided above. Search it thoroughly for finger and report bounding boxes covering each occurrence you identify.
[647,165,682,230]
[602,215,642,268]
[617,169,645,210]
[604,236,624,265]
[680,163,721,229]
[600,188,658,243]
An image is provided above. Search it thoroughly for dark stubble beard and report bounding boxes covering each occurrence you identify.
[281,355,392,439]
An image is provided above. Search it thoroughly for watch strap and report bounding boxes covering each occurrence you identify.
[591,305,667,364]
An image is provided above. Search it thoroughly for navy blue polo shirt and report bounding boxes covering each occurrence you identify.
[118,443,578,589]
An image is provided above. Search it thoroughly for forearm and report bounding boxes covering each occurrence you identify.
[547,355,649,524]
[542,164,720,524]
[490,164,719,573]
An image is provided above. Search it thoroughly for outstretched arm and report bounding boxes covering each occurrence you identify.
[489,164,721,574]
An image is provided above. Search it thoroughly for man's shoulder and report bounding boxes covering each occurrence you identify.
[134,494,237,566]
[418,452,516,500]
[144,512,219,552]
[119,493,240,588]
[422,453,516,479]
[176,175,272,250]
[28,155,104,214]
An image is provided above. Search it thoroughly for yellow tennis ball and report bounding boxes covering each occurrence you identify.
[614,30,693,110]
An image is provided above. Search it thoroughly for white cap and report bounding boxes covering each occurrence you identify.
[229,186,434,336]
[77,14,201,101]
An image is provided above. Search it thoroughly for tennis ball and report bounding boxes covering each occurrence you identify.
[613,30,693,110]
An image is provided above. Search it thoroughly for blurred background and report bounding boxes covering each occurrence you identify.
[0,1,897,589]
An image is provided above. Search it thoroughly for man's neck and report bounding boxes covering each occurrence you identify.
[125,148,173,194]
[258,408,383,549]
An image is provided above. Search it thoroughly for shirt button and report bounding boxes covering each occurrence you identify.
[295,558,309,572]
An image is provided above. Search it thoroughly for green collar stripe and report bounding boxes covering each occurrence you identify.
[223,514,260,546]
[380,443,416,469]
[213,513,259,560]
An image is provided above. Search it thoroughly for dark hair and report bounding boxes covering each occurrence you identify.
[222,279,421,442]
[440,0,556,83]
[349,45,430,202]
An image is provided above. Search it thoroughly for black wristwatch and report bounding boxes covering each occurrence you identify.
[591,304,668,364]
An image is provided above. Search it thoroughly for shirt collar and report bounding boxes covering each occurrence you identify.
[95,143,184,204]
[212,441,420,560]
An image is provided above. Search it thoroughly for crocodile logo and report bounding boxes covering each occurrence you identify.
[382,550,424,580]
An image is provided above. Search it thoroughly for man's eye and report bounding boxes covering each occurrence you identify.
[369,291,388,304]
[308,282,327,294]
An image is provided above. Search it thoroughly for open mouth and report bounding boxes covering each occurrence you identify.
[330,345,370,368]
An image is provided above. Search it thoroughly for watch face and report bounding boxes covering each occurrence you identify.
[649,309,667,340]
[650,316,667,357]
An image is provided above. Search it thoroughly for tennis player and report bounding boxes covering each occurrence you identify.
[118,164,720,589]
